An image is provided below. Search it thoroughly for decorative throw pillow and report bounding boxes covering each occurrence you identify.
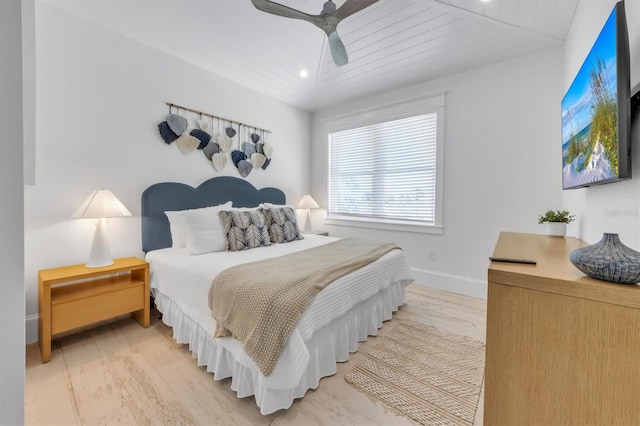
[261,207,304,243]
[219,209,272,251]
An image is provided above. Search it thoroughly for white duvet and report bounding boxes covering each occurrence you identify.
[146,234,413,411]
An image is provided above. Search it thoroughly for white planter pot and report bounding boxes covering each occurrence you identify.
[547,222,567,237]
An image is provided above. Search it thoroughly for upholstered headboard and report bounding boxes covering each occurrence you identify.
[141,176,286,252]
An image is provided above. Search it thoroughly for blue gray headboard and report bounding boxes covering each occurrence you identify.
[141,176,286,252]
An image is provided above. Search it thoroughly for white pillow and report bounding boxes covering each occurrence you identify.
[165,202,232,249]
[183,201,233,255]
[231,204,261,211]
[165,210,188,248]
[259,202,297,210]
[259,202,281,209]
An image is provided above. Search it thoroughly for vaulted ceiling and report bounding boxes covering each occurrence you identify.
[44,0,579,111]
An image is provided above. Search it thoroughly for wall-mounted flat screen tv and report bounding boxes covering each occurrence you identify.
[561,0,631,190]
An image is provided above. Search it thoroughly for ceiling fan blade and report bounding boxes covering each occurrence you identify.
[328,32,349,66]
[250,0,315,22]
[334,0,380,21]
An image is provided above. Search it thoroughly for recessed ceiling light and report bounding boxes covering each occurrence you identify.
[481,0,491,2]
[299,69,309,78]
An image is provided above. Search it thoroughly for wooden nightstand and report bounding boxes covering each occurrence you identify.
[38,257,149,363]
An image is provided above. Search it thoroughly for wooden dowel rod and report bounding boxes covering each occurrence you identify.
[165,102,271,134]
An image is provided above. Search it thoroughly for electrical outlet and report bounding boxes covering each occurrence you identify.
[427,249,437,261]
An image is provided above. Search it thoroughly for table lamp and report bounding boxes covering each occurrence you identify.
[72,189,132,268]
[296,194,319,233]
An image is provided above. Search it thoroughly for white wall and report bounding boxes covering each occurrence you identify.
[24,3,311,343]
[562,0,640,248]
[312,48,565,298]
[22,0,35,185]
[0,0,25,423]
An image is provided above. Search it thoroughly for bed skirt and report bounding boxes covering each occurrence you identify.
[153,280,408,415]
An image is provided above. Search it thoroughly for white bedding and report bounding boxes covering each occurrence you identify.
[146,234,414,413]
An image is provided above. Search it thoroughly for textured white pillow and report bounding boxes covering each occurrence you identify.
[183,201,233,255]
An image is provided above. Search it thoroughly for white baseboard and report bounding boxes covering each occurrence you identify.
[26,314,38,344]
[410,268,487,300]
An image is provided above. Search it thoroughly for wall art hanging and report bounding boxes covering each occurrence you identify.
[157,102,273,178]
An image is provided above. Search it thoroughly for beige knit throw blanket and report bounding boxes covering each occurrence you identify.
[208,237,400,376]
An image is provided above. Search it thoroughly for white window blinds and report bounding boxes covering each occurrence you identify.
[328,113,438,225]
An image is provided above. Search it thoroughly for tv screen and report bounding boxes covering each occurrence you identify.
[561,0,631,189]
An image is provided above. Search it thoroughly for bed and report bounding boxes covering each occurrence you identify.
[141,176,414,414]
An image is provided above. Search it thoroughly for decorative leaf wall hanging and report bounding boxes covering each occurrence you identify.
[251,153,267,169]
[238,160,252,177]
[156,102,273,178]
[158,121,178,144]
[231,150,246,167]
[242,142,256,157]
[167,113,188,135]
[203,141,219,160]
[176,134,200,155]
[262,130,274,160]
[226,127,237,138]
[190,129,211,150]
[196,113,210,131]
[212,153,227,171]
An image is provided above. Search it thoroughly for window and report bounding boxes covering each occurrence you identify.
[325,94,444,233]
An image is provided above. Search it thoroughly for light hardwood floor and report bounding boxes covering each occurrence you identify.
[25,284,487,425]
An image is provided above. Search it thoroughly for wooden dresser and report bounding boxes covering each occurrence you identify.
[485,232,640,425]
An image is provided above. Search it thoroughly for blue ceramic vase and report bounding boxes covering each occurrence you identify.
[569,233,640,284]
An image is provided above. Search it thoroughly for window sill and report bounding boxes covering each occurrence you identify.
[324,216,443,235]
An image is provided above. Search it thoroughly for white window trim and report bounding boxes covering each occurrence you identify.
[323,92,445,233]
[325,215,443,234]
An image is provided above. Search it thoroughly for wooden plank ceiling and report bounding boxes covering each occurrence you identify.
[43,0,579,111]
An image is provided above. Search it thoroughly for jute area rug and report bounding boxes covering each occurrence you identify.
[345,320,485,426]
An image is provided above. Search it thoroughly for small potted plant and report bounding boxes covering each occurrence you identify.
[538,209,575,237]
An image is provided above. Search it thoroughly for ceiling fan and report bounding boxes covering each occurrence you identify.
[250,0,379,66]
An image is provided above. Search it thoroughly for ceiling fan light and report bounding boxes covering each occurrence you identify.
[321,0,336,15]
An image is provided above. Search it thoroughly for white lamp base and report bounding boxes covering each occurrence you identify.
[86,218,113,268]
[303,209,313,233]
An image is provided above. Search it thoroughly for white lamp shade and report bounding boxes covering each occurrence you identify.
[72,189,131,268]
[297,194,319,210]
[71,189,132,219]
[297,194,319,234]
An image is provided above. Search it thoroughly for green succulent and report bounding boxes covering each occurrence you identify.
[538,209,575,224]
